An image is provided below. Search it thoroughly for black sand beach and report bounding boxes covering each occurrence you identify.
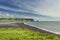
[0,23,60,36]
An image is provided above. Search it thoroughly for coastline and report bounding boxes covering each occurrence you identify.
[0,22,60,36]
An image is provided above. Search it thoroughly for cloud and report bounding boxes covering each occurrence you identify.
[27,0,60,17]
[13,0,60,17]
[0,0,60,21]
[0,6,32,13]
[0,0,34,13]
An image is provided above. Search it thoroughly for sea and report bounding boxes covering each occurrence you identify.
[24,21,60,35]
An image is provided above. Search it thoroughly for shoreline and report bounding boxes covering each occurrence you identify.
[0,22,60,36]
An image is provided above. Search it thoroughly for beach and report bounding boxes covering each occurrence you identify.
[0,22,59,37]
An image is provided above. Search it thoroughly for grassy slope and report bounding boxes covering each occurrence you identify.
[0,28,60,40]
[0,20,26,22]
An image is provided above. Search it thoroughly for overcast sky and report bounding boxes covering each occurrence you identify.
[22,0,60,17]
[0,0,60,21]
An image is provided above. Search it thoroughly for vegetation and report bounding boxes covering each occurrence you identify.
[0,28,59,40]
[0,18,34,23]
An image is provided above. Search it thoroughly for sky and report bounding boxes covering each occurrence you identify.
[0,0,60,21]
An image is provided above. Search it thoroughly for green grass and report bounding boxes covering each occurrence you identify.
[0,20,29,23]
[0,28,59,40]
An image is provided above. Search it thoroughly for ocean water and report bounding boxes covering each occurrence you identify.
[24,21,60,35]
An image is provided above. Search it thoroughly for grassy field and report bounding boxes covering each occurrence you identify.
[0,20,29,23]
[0,28,60,40]
[0,18,34,23]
